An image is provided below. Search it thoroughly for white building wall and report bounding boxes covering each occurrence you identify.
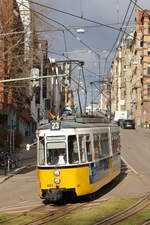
[16,0,31,59]
[17,0,38,128]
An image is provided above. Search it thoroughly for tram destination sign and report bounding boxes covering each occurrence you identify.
[50,120,61,130]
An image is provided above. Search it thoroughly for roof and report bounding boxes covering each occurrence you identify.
[38,117,118,131]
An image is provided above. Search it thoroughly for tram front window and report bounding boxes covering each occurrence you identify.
[46,142,66,165]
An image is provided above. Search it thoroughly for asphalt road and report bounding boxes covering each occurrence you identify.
[0,127,150,211]
[104,127,150,198]
[121,128,150,176]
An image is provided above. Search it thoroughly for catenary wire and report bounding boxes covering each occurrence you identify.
[18,0,141,77]
[104,0,133,74]
[104,0,138,75]
[18,1,107,59]
[28,0,137,38]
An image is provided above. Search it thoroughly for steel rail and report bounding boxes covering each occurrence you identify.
[93,192,150,225]
[22,202,86,225]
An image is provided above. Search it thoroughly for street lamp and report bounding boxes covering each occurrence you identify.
[76,28,85,34]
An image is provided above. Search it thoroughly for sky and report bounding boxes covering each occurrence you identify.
[33,0,150,107]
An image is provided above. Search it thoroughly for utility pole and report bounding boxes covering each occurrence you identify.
[108,81,112,121]
[90,82,94,116]
[39,43,44,120]
[98,55,101,92]
[92,79,112,121]
[80,63,87,114]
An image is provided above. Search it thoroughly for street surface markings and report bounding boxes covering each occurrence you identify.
[121,156,138,175]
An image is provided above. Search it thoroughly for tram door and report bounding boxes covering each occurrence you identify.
[93,133,110,182]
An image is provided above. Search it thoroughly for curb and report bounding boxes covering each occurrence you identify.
[0,164,36,184]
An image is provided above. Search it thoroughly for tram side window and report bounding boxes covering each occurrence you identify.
[86,135,92,162]
[93,134,102,159]
[112,133,120,154]
[100,133,110,157]
[68,135,79,164]
[79,135,87,163]
[39,138,45,165]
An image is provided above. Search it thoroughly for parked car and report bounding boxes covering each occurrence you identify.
[62,108,72,117]
[121,119,135,129]
[117,119,125,126]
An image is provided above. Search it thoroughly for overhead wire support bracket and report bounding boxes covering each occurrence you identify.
[0,74,66,83]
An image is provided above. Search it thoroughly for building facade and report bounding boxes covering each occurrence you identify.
[111,7,150,126]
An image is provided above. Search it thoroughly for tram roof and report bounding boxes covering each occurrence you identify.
[38,117,118,130]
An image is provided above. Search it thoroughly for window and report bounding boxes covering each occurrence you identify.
[39,138,45,165]
[140,39,143,47]
[147,84,150,96]
[93,134,102,159]
[46,142,66,165]
[86,135,92,162]
[100,133,110,157]
[140,56,143,64]
[79,135,87,163]
[148,23,150,34]
[148,64,150,74]
[111,133,120,154]
[68,135,79,164]
[148,43,150,56]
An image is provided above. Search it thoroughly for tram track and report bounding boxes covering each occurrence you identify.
[93,192,150,225]
[141,220,150,225]
[22,202,88,225]
[0,204,46,224]
[0,201,87,225]
[1,193,150,225]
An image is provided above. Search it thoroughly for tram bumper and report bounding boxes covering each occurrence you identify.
[45,189,63,202]
[42,188,76,202]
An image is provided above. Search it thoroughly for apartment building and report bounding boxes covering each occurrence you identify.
[111,7,150,126]
[111,47,122,113]
[140,9,150,124]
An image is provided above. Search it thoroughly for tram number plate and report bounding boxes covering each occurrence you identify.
[47,184,53,187]
[50,120,61,130]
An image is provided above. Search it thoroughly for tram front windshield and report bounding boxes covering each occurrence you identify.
[46,142,66,165]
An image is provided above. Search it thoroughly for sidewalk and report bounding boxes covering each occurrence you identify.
[0,135,36,184]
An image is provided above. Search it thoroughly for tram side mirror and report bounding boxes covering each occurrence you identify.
[26,144,30,151]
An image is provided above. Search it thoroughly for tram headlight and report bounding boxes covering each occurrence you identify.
[54,178,61,184]
[53,170,60,176]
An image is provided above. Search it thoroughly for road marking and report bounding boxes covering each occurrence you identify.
[121,156,138,175]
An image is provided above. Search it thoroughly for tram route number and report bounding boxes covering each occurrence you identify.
[50,120,61,130]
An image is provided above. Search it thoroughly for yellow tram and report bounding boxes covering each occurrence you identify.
[36,117,121,202]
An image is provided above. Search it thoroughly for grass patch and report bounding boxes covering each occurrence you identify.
[8,216,36,225]
[1,196,149,225]
[47,196,140,225]
[0,213,9,221]
[0,214,36,225]
[117,206,150,225]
